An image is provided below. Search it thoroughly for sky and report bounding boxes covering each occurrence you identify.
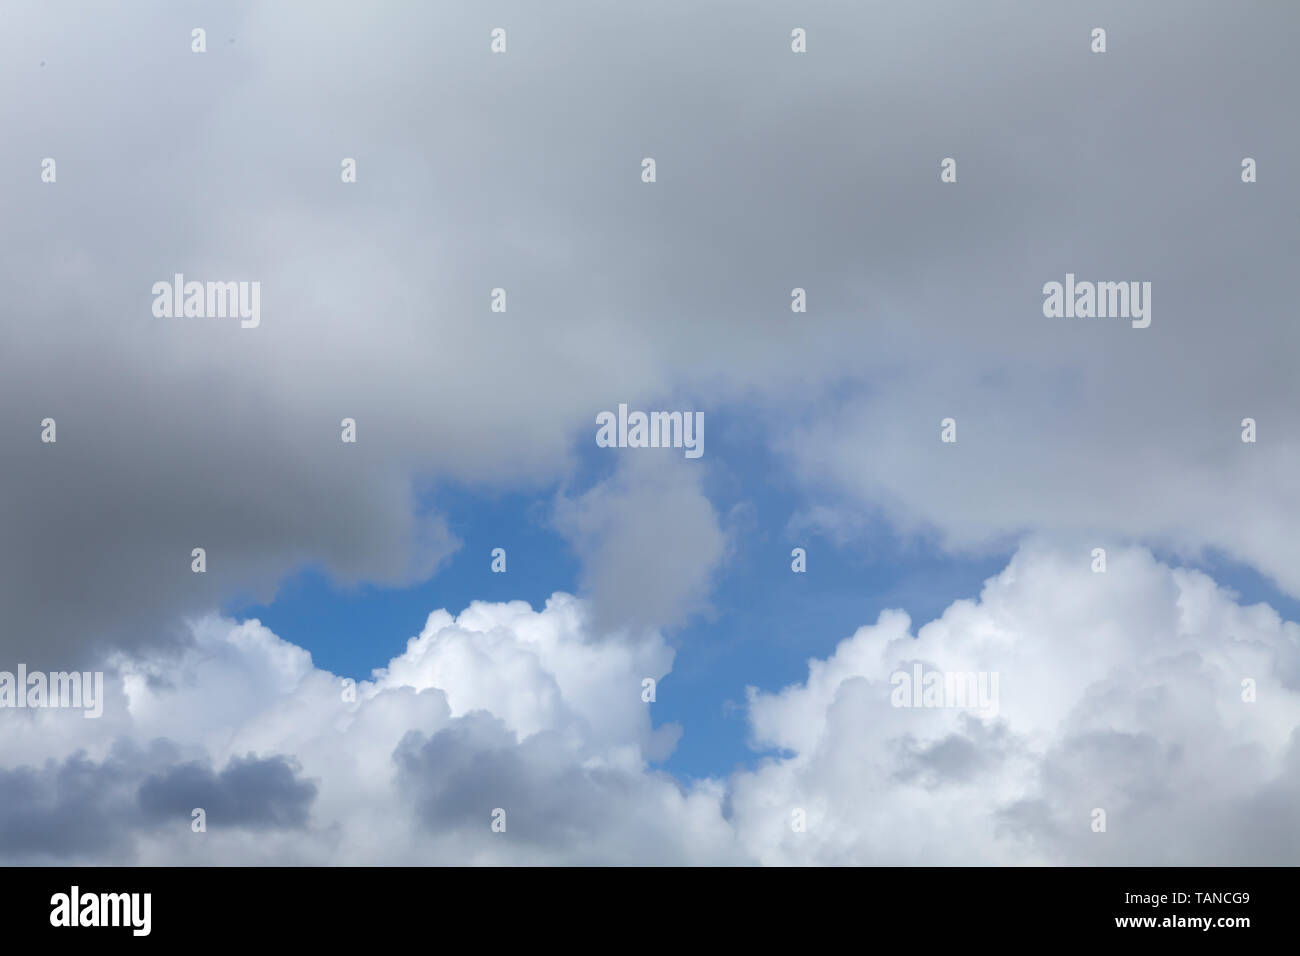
[2,0,1299,865]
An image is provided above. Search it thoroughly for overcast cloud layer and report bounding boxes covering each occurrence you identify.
[4,0,1299,661]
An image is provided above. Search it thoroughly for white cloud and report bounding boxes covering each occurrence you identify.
[2,541,1297,864]
[0,593,734,865]
[729,538,1300,864]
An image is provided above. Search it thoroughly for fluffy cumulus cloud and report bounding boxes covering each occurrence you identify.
[1,542,1296,865]
[0,595,738,865]
[731,540,1300,864]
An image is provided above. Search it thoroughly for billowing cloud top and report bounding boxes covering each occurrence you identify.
[1,543,1297,865]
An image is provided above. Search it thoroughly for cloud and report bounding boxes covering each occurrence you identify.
[728,539,1300,864]
[137,753,317,830]
[554,454,727,633]
[0,742,316,863]
[0,593,736,864]
[0,747,144,861]
[3,0,1299,866]
[1,542,1297,864]
[7,0,1298,670]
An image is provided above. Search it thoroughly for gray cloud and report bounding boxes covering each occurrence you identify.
[137,752,317,830]
[0,748,143,860]
[554,453,727,633]
[3,0,1298,669]
[393,710,724,864]
[0,742,316,862]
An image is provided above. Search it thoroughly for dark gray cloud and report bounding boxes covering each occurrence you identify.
[138,752,317,830]
[0,747,144,860]
[0,742,317,862]
[393,711,706,863]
